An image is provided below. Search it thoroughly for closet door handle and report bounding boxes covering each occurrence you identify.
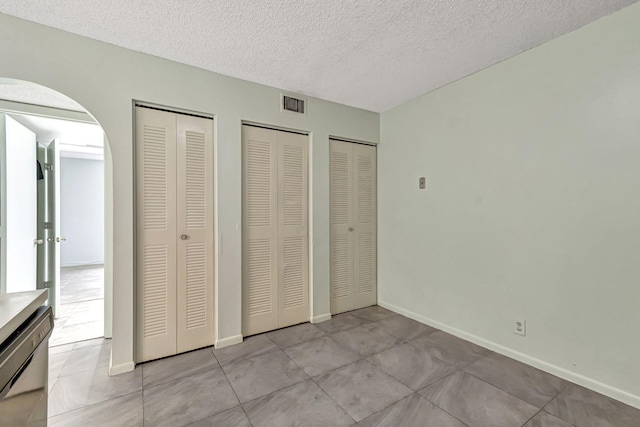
[348,227,354,232]
[181,234,188,240]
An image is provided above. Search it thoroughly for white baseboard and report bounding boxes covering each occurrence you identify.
[378,300,640,410]
[311,313,331,324]
[215,334,243,349]
[60,262,105,268]
[109,360,135,376]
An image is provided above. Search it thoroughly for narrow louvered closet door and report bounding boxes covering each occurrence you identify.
[277,131,309,327]
[136,107,177,362]
[330,139,377,314]
[176,114,214,353]
[353,143,377,308]
[242,126,279,336]
[329,140,355,314]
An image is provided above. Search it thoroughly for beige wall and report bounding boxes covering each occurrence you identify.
[379,4,640,408]
[0,13,379,373]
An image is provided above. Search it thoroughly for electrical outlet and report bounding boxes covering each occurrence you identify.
[419,177,426,189]
[514,319,526,336]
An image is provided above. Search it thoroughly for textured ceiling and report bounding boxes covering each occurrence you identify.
[0,1,637,112]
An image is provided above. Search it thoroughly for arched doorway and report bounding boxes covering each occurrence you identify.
[0,78,114,344]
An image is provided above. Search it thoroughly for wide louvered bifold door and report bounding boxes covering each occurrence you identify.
[137,106,214,363]
[353,143,377,308]
[330,139,377,314]
[243,126,279,336]
[242,125,309,336]
[176,114,214,353]
[329,140,354,314]
[136,107,178,362]
[277,131,309,328]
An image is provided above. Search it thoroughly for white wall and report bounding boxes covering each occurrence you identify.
[379,3,640,409]
[60,157,104,267]
[0,14,379,373]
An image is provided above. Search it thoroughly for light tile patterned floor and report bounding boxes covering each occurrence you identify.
[47,306,640,426]
[49,265,104,346]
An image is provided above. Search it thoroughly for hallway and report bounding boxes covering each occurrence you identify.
[49,264,104,347]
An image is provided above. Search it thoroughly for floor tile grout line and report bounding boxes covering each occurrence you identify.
[416,387,475,427]
[221,347,309,406]
[519,407,546,427]
[215,344,282,369]
[537,386,573,425]
[216,352,244,407]
[400,336,467,369]
[239,377,339,423]
[48,389,142,420]
[312,354,429,423]
[142,358,220,390]
[53,309,636,426]
[240,405,256,427]
[308,371,357,424]
[461,368,564,411]
[141,377,145,427]
[141,364,237,426]
[50,366,140,419]
[365,352,456,393]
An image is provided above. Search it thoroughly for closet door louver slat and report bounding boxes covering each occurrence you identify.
[136,107,214,362]
[277,131,309,328]
[136,107,177,362]
[329,141,355,314]
[176,115,214,353]
[330,140,377,314]
[243,126,279,336]
[353,144,377,308]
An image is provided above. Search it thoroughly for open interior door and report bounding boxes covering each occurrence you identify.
[0,114,38,294]
[36,143,47,295]
[46,138,61,315]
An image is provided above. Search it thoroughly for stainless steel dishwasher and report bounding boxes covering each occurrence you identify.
[0,306,53,427]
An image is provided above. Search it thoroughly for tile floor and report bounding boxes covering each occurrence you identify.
[49,264,104,346]
[47,306,640,427]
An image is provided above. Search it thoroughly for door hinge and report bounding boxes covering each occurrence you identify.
[43,281,50,288]
[44,163,53,171]
[44,222,52,229]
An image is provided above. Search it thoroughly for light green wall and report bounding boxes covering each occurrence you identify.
[0,13,379,372]
[379,3,640,408]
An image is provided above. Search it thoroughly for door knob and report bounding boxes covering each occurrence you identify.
[181,234,188,240]
[348,227,354,232]
[56,236,67,242]
[33,239,44,245]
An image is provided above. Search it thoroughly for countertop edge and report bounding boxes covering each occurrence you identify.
[0,290,48,344]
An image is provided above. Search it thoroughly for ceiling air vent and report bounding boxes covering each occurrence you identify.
[281,94,306,115]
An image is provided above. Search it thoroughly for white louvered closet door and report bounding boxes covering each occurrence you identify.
[176,114,214,353]
[243,126,279,336]
[329,140,354,314]
[330,140,377,314]
[277,131,309,328]
[136,107,178,362]
[353,143,377,308]
[242,125,309,336]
